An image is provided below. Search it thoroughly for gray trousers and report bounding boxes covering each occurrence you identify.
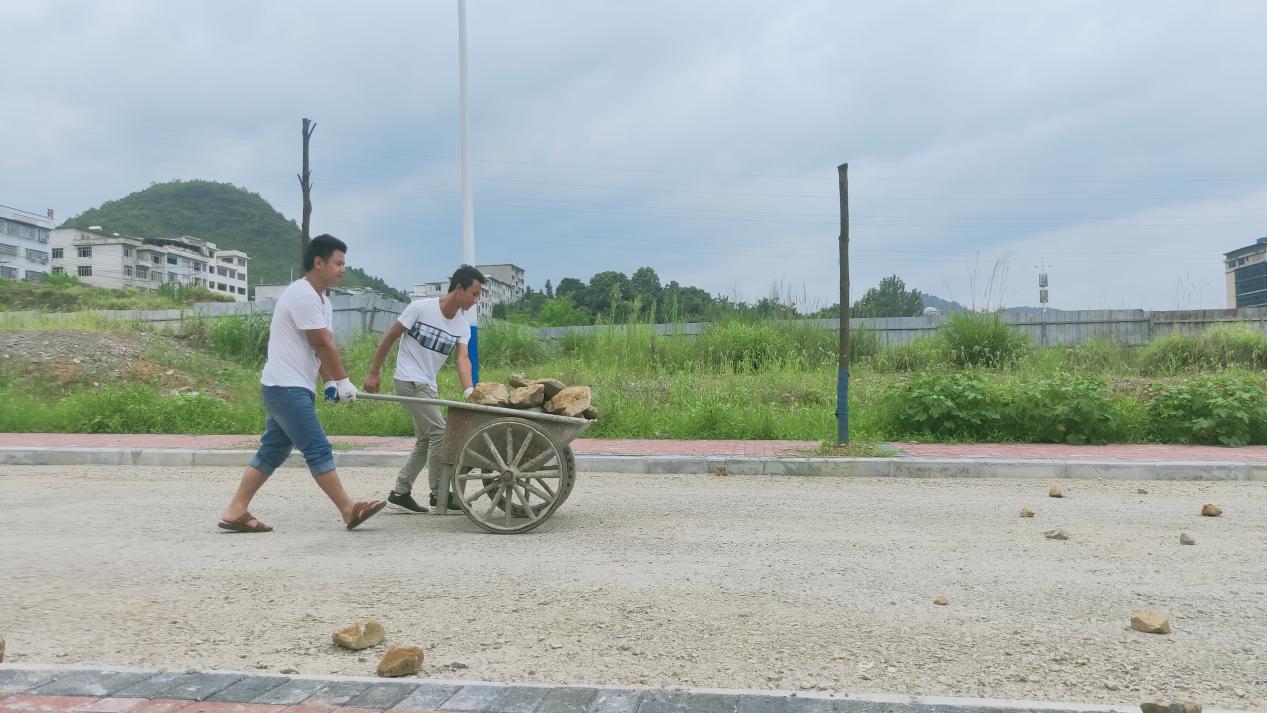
[393,379,446,496]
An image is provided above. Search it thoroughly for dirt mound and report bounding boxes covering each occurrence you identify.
[0,330,229,394]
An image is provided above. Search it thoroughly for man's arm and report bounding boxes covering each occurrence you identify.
[455,342,474,398]
[306,328,348,381]
[364,321,407,393]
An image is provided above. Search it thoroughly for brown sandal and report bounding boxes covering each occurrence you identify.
[346,500,387,530]
[218,512,273,533]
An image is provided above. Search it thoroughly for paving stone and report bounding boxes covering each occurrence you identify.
[75,699,147,713]
[113,674,190,699]
[160,674,246,701]
[629,689,691,713]
[180,704,284,713]
[31,670,117,697]
[0,695,99,712]
[206,678,291,704]
[344,683,419,710]
[782,698,835,713]
[249,680,328,706]
[586,689,640,713]
[302,682,371,707]
[126,701,196,713]
[438,684,502,711]
[0,671,67,695]
[738,695,787,713]
[530,687,594,713]
[390,684,461,711]
[485,686,546,713]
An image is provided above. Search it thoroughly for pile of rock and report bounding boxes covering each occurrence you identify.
[466,374,598,419]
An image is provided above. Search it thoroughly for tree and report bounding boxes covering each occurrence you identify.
[852,275,924,318]
[556,277,585,299]
[630,266,663,321]
[583,271,632,316]
[538,296,589,326]
[544,279,553,298]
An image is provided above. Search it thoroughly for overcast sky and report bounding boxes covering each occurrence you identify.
[4,1,1267,310]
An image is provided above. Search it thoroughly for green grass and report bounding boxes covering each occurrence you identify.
[3,315,1267,446]
[0,275,233,312]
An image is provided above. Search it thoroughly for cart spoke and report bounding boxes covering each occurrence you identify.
[523,481,553,502]
[510,429,535,467]
[518,449,558,473]
[460,450,498,471]
[505,427,515,466]
[533,476,556,496]
[456,469,494,482]
[513,482,538,520]
[482,433,509,470]
[503,488,513,526]
[463,480,499,503]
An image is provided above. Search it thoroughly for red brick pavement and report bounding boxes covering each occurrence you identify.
[892,442,1267,462]
[0,433,818,457]
[0,699,441,713]
[4,433,1267,462]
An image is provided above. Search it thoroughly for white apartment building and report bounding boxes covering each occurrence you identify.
[49,227,250,301]
[411,263,525,317]
[0,204,54,282]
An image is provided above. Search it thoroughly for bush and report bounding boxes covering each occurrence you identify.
[881,372,1004,439]
[1145,375,1267,446]
[209,313,271,364]
[868,337,945,372]
[1141,325,1267,374]
[1000,374,1125,444]
[940,311,1028,368]
[477,319,555,367]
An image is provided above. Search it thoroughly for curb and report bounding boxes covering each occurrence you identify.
[1,446,1266,480]
[0,663,1247,713]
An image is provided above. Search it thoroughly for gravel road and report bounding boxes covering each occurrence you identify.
[1,465,1264,709]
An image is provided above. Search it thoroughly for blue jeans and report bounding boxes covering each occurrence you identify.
[249,386,336,477]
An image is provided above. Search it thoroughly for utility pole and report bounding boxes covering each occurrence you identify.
[1037,260,1050,347]
[836,163,850,445]
[457,0,479,383]
[298,118,316,269]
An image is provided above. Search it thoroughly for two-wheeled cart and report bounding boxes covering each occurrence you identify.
[359,392,591,534]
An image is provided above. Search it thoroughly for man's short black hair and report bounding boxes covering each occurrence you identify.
[304,234,348,271]
[448,264,485,293]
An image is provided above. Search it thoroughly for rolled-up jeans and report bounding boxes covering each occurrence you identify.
[249,385,336,477]
[393,379,447,496]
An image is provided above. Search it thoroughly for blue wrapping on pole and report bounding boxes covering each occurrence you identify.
[469,324,479,385]
[835,369,849,444]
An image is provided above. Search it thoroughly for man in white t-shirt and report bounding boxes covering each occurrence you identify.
[218,234,386,533]
[363,265,483,513]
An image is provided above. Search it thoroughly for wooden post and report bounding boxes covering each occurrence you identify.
[298,118,316,268]
[836,163,850,445]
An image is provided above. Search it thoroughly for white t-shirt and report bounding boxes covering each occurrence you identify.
[260,278,334,392]
[394,297,470,387]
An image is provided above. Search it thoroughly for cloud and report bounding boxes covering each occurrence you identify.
[3,0,1267,309]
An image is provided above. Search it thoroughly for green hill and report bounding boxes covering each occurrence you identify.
[61,180,407,300]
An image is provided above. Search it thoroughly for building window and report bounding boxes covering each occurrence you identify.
[77,265,93,277]
[52,266,65,275]
[124,265,134,278]
[238,287,246,295]
[0,243,17,257]
[78,246,92,258]
[52,247,64,259]
[0,266,16,280]
[123,247,133,258]
[152,255,161,264]
[238,258,246,266]
[25,270,46,282]
[137,266,148,279]
[167,256,178,265]
[26,248,48,264]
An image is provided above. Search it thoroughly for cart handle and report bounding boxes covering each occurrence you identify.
[357,391,590,425]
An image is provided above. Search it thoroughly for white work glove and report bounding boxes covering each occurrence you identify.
[463,386,475,399]
[335,377,358,403]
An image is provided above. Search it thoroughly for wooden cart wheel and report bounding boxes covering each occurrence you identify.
[453,417,571,534]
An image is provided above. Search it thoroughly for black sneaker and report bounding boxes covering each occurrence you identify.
[429,492,464,513]
[387,491,428,514]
